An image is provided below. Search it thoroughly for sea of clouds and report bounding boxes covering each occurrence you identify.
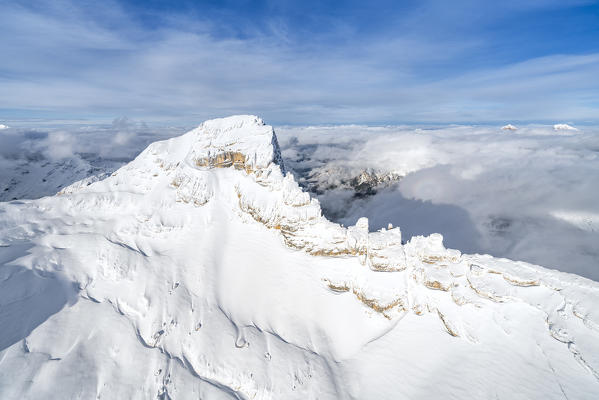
[1,120,598,280]
[277,124,599,281]
[0,119,185,201]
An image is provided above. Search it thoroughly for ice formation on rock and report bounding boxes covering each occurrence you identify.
[1,115,599,399]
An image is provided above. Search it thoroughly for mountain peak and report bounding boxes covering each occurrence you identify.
[197,114,265,133]
[188,115,285,173]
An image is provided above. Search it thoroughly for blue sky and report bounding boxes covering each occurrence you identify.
[1,0,598,124]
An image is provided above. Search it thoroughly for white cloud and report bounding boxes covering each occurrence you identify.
[42,131,76,160]
[0,119,185,200]
[1,1,598,124]
[278,123,599,280]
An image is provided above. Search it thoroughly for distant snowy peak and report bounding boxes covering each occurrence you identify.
[0,124,9,130]
[501,124,517,131]
[554,123,578,131]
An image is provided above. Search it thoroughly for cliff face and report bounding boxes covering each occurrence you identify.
[1,115,599,399]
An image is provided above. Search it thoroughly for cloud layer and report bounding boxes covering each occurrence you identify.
[278,123,599,280]
[0,119,184,200]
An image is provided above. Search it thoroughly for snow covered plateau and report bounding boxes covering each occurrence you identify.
[1,115,599,399]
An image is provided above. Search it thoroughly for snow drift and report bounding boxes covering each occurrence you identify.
[1,115,599,399]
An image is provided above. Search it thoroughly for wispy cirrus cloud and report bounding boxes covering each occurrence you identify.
[1,0,598,124]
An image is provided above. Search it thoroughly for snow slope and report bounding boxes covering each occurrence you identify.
[1,115,599,399]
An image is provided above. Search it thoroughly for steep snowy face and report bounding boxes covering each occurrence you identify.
[1,115,599,399]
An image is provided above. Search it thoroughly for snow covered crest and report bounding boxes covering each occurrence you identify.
[188,115,285,173]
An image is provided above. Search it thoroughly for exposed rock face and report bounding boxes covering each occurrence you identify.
[349,169,401,197]
[1,115,599,399]
[283,163,403,222]
[234,161,407,274]
[296,165,400,197]
[196,151,253,171]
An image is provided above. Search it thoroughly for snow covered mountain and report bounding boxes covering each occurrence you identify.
[1,115,599,399]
